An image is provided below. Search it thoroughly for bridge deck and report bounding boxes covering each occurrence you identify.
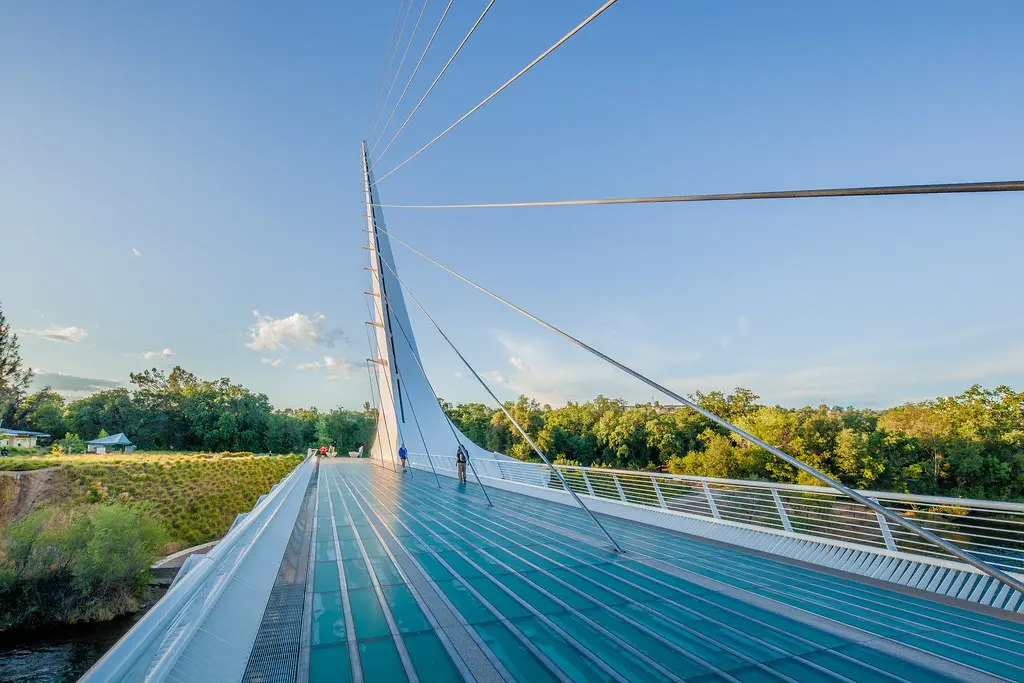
[309,459,1024,683]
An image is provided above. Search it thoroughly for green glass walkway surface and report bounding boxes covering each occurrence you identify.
[308,460,1024,683]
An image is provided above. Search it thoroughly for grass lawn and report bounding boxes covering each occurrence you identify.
[1,452,304,551]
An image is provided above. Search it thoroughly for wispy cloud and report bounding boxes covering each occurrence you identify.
[141,348,175,360]
[720,316,750,350]
[297,355,354,379]
[464,328,1024,409]
[27,326,88,343]
[261,357,282,367]
[30,372,121,398]
[132,248,142,257]
[246,311,341,351]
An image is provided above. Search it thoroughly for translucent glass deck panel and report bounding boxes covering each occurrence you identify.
[308,460,1024,682]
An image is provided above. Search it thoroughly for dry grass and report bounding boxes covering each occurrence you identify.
[0,452,303,547]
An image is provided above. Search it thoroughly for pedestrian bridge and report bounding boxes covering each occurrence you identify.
[81,139,1024,682]
[84,456,1024,682]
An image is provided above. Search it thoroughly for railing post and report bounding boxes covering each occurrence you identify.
[652,478,667,509]
[581,469,595,497]
[612,473,627,504]
[702,481,722,520]
[874,500,898,551]
[771,489,793,532]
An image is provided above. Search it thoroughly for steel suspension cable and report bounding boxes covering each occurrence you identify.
[373,225,1024,594]
[364,295,401,472]
[371,259,493,505]
[361,305,388,471]
[373,0,621,185]
[368,288,443,488]
[367,0,411,137]
[360,320,383,468]
[371,0,456,154]
[375,251,622,551]
[369,179,1024,209]
[369,0,417,137]
[377,281,484,498]
[369,0,433,144]
[374,0,495,164]
[370,253,493,505]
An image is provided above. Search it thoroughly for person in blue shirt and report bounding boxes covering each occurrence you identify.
[398,443,408,473]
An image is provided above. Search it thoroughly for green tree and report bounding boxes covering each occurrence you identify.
[0,303,34,428]
[21,390,68,438]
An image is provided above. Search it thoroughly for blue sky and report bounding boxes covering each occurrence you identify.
[3,1,1023,411]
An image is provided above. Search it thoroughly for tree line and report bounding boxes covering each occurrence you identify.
[443,385,1024,502]
[4,303,1022,501]
[10,366,375,455]
[10,372,1024,501]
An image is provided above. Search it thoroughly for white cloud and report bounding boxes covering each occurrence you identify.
[261,357,282,367]
[297,355,353,380]
[142,348,175,360]
[30,372,121,399]
[246,311,337,351]
[28,326,88,343]
[509,356,529,371]
[132,248,142,257]
[481,370,509,384]
[737,317,750,335]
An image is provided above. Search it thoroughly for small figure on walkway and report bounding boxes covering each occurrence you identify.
[357,444,364,458]
[456,444,468,484]
[398,443,408,472]
[318,445,327,457]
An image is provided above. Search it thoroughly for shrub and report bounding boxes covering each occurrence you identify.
[0,459,56,472]
[0,502,168,630]
[1,445,43,457]
[54,433,86,455]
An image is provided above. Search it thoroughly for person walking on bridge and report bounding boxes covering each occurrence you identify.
[456,444,468,484]
[398,443,408,473]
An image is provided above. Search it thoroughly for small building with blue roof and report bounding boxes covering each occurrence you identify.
[0,428,51,449]
[86,432,135,454]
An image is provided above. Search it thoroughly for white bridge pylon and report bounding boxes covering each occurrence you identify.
[360,142,522,479]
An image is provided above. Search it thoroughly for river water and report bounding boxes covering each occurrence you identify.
[0,610,145,682]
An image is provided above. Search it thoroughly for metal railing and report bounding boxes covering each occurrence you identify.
[412,453,1024,576]
[81,456,315,683]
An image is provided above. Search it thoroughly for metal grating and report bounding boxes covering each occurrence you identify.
[241,459,319,683]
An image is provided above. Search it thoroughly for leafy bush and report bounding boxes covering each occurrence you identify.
[0,459,56,471]
[54,433,86,455]
[0,445,43,457]
[0,502,168,630]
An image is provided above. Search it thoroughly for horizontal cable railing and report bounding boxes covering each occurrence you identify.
[411,453,1024,575]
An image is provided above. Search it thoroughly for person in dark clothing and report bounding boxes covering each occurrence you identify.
[398,443,408,472]
[456,444,467,484]
[0,447,8,458]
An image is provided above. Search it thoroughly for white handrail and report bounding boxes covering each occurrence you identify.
[411,453,1024,575]
[80,456,314,683]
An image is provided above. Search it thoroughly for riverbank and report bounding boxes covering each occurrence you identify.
[0,586,166,683]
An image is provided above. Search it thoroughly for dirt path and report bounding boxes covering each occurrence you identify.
[0,467,67,526]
